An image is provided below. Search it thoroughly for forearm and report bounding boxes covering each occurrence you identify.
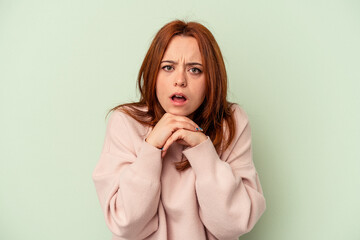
[183,138,266,239]
[93,140,163,239]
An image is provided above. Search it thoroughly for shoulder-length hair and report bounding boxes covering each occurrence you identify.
[107,20,236,171]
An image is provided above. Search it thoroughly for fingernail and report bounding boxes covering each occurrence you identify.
[199,127,203,131]
[160,147,163,151]
[195,127,199,131]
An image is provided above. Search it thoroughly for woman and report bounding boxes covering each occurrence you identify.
[92,20,266,240]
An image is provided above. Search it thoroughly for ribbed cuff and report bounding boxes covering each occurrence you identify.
[131,139,163,182]
[182,137,220,179]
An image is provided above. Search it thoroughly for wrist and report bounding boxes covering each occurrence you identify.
[191,133,208,147]
[199,134,208,144]
[145,137,163,149]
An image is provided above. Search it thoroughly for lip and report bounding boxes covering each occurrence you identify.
[169,92,188,106]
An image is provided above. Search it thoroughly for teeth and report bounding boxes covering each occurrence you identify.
[172,94,186,100]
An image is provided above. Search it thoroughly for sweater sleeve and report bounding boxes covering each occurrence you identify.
[182,105,266,239]
[92,110,162,239]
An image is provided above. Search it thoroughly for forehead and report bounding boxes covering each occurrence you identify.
[162,35,202,62]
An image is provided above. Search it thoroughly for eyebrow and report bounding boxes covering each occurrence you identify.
[160,60,203,67]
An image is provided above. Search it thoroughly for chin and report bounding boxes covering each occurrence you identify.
[167,111,188,116]
[166,108,192,117]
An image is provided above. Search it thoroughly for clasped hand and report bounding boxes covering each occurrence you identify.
[145,113,207,158]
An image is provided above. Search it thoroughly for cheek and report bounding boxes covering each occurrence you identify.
[155,77,168,99]
[196,79,206,100]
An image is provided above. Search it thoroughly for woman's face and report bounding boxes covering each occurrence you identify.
[156,35,206,118]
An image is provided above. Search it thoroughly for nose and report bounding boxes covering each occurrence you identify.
[174,69,187,87]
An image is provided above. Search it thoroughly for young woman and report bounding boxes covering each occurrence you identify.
[92,20,266,240]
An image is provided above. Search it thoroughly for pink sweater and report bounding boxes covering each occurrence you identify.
[92,104,266,240]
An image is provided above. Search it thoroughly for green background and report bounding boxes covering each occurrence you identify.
[1,0,359,239]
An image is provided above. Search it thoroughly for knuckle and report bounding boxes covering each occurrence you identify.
[170,122,177,131]
[177,129,185,135]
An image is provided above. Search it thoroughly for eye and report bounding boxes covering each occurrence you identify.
[189,67,202,74]
[162,65,174,71]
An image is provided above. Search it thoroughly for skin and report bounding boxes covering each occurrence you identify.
[146,36,208,157]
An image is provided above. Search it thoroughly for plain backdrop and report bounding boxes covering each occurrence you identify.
[1,0,359,239]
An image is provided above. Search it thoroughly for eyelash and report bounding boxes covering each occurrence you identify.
[189,68,202,74]
[162,65,174,71]
[161,65,202,74]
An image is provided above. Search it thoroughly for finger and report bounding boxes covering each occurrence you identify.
[171,121,202,133]
[176,139,190,146]
[161,149,167,158]
[162,130,185,155]
[168,114,203,132]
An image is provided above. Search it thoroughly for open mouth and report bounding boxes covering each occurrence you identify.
[170,93,187,103]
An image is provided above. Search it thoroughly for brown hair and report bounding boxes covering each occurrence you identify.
[106,20,236,171]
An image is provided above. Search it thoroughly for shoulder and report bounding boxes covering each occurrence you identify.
[225,103,252,149]
[220,103,251,150]
[220,104,253,163]
[107,105,150,138]
[229,103,250,130]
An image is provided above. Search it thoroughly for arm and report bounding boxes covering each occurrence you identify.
[92,110,162,239]
[183,106,266,239]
